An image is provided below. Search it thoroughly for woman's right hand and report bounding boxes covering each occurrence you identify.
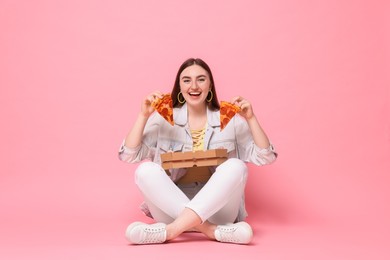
[125,91,163,149]
[141,91,163,118]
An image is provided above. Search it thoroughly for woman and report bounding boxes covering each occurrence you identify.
[119,58,277,245]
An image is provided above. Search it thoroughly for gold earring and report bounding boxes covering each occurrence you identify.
[206,90,213,102]
[177,92,186,104]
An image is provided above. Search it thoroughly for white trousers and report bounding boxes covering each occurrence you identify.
[134,158,248,225]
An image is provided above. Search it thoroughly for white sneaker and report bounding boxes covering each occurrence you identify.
[125,222,167,244]
[214,222,253,244]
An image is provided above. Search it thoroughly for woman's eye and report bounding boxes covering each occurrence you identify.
[183,79,190,83]
[198,78,205,82]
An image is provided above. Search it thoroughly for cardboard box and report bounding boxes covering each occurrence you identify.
[161,149,228,170]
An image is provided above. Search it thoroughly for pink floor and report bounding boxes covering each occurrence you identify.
[1,219,389,259]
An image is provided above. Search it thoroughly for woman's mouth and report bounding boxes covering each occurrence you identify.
[189,92,201,97]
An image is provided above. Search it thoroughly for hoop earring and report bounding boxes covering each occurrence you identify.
[177,92,186,104]
[206,90,213,102]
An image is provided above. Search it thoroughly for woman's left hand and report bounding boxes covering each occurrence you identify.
[231,96,255,120]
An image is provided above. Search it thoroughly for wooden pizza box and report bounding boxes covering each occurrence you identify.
[161,149,228,170]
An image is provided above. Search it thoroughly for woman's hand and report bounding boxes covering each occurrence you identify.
[231,96,271,149]
[125,91,163,149]
[141,91,163,118]
[231,96,255,120]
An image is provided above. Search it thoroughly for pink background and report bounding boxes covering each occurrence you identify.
[1,0,389,259]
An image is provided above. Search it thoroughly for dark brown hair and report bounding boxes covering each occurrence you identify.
[171,58,220,110]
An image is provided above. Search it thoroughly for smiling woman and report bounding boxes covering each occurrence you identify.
[180,67,209,102]
[118,58,277,245]
[171,58,220,112]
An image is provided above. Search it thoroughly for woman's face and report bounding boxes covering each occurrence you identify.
[179,64,211,107]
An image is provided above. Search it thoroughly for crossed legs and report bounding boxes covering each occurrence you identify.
[132,158,249,242]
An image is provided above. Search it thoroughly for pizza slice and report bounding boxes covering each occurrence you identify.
[151,94,174,126]
[220,101,241,130]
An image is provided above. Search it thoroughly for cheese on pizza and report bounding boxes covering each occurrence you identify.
[220,101,241,130]
[152,94,174,126]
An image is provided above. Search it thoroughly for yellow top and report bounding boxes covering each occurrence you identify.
[191,126,207,151]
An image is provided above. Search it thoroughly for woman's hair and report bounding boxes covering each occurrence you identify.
[171,58,220,110]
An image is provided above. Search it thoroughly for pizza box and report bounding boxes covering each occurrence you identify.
[161,149,228,170]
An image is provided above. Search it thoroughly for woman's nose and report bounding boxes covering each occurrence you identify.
[190,81,198,89]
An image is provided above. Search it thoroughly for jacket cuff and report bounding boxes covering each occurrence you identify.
[255,143,276,154]
[119,140,141,154]
[254,143,278,165]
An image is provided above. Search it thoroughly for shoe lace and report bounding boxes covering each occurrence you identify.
[141,226,166,243]
[218,226,240,243]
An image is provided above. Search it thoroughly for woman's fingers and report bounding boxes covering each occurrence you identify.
[229,96,255,119]
[230,96,251,110]
[146,91,163,104]
[230,96,242,106]
[141,91,165,117]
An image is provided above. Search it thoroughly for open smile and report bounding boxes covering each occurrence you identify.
[188,92,202,97]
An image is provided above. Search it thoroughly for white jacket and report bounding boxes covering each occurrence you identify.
[119,103,277,182]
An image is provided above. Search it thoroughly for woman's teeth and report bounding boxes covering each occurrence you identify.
[189,92,201,96]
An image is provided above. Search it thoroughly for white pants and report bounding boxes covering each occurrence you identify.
[134,158,248,225]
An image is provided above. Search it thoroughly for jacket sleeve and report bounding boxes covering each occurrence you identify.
[118,112,161,163]
[233,115,277,166]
